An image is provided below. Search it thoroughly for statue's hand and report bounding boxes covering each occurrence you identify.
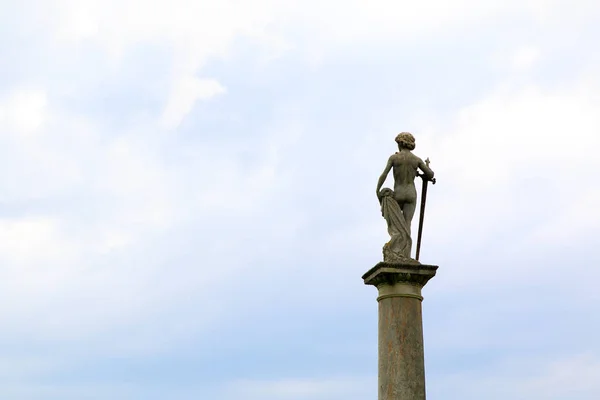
[379,188,394,199]
[417,172,436,184]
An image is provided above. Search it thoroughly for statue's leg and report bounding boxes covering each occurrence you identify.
[402,201,416,235]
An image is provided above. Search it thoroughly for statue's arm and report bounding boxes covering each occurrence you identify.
[417,158,435,181]
[376,156,394,198]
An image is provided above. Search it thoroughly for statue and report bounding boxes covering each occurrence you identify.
[376,132,435,263]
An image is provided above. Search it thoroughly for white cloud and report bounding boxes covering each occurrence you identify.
[423,74,600,251]
[436,82,599,187]
[511,46,541,71]
[0,88,48,135]
[0,85,285,345]
[43,0,284,127]
[0,217,75,266]
[161,77,225,129]
[33,0,600,131]
[527,188,600,244]
[431,354,600,400]
[225,376,374,400]
[521,355,600,398]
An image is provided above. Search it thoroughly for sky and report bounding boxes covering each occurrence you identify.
[1,0,600,398]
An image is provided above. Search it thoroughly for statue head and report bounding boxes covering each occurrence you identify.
[395,132,416,150]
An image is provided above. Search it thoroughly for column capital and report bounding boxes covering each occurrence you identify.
[362,262,438,289]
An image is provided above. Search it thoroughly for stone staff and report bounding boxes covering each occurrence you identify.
[415,157,436,261]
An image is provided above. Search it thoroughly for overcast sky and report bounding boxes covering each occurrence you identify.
[1,0,600,399]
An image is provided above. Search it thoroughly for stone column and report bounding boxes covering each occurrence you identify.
[363,262,438,400]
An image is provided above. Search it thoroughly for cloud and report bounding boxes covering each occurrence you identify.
[224,376,374,400]
[527,187,600,245]
[37,0,286,128]
[510,46,541,71]
[420,73,600,254]
[0,216,74,266]
[26,0,597,132]
[429,354,600,400]
[161,77,225,129]
[221,354,600,400]
[0,84,279,346]
[521,355,600,399]
[0,88,48,135]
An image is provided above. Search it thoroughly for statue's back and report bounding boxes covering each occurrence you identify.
[391,152,419,185]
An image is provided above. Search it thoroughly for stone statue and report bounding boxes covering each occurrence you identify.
[376,132,435,263]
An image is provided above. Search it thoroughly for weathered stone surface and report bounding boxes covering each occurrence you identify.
[380,189,413,263]
[363,262,438,400]
[375,132,435,261]
[362,262,437,288]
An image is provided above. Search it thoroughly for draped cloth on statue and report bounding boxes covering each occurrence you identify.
[379,188,418,264]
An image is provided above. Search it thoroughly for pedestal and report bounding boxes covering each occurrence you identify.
[363,262,438,400]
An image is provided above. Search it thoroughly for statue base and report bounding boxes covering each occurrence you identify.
[362,261,437,289]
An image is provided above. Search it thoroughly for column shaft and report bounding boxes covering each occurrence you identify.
[363,262,438,400]
[378,293,425,400]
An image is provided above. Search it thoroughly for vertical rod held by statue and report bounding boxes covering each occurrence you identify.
[415,157,435,261]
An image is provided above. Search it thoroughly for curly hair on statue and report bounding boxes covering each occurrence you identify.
[394,132,416,150]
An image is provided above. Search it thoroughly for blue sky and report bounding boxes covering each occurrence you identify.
[1,0,600,398]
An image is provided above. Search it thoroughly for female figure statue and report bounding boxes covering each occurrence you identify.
[376,132,435,262]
